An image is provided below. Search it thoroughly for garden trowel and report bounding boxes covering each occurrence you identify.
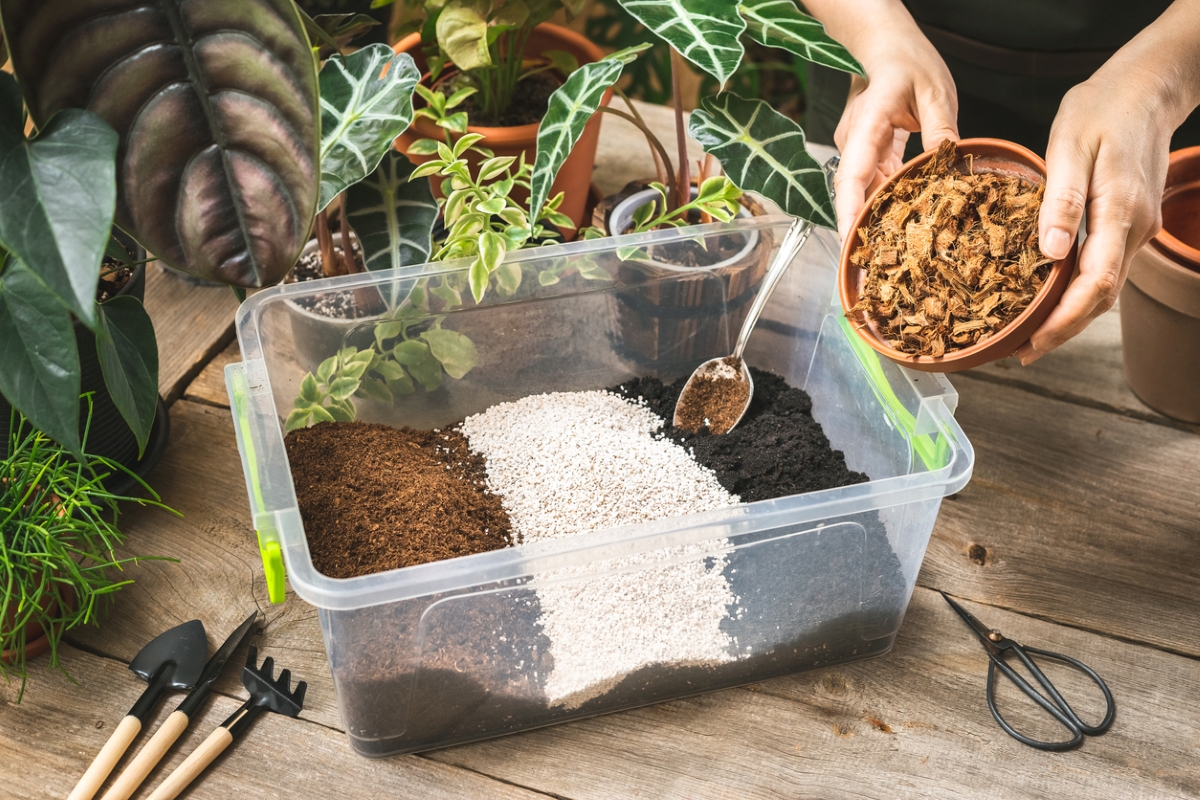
[67,620,207,800]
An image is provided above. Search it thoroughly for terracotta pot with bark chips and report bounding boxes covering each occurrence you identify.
[838,138,1077,373]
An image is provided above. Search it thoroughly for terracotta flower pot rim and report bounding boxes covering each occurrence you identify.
[394,22,600,141]
[838,137,1077,372]
[1149,145,1200,270]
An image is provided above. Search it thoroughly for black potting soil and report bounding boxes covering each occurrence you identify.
[288,246,373,319]
[326,370,910,757]
[460,71,560,127]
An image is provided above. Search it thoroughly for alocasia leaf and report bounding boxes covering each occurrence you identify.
[95,295,159,457]
[0,260,81,455]
[617,0,746,83]
[319,44,421,210]
[737,1,864,76]
[1,0,320,288]
[689,91,836,228]
[0,73,115,328]
[528,44,650,221]
[345,151,439,306]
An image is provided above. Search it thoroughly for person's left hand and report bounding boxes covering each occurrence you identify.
[1020,52,1192,363]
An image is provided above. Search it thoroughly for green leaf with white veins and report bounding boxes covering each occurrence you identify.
[689,91,836,228]
[345,151,438,307]
[529,44,650,220]
[95,296,159,457]
[0,260,81,454]
[618,0,745,83]
[0,73,115,328]
[737,1,864,76]
[319,45,420,211]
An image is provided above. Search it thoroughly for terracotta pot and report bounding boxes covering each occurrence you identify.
[393,23,609,232]
[838,138,1077,373]
[1120,146,1200,422]
[1,584,70,666]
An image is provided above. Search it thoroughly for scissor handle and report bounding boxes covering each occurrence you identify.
[986,645,1116,750]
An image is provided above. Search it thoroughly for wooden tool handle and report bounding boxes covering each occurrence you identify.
[145,726,233,800]
[68,715,142,800]
[99,710,190,800]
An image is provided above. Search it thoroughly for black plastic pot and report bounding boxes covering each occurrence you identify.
[0,244,170,493]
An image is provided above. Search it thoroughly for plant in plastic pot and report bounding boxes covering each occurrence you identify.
[1,403,174,700]
[388,0,605,229]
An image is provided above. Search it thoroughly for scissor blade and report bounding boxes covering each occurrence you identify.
[940,591,996,644]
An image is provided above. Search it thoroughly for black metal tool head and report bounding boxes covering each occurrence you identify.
[128,619,207,689]
[175,611,260,718]
[242,645,306,718]
[941,591,1005,656]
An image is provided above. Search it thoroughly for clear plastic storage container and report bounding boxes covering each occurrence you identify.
[226,216,974,757]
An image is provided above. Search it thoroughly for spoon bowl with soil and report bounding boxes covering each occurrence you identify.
[839,138,1077,372]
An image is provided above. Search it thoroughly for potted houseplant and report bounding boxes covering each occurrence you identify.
[387,0,605,229]
[1,403,173,699]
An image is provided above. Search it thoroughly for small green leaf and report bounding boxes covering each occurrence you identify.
[407,139,442,157]
[469,257,489,303]
[476,197,507,216]
[439,112,469,133]
[409,160,446,180]
[386,371,416,396]
[300,372,320,402]
[326,401,356,422]
[420,328,479,379]
[453,132,487,158]
[357,376,393,403]
[437,0,491,71]
[374,358,407,380]
[537,270,560,286]
[431,281,462,308]
[329,376,362,400]
[478,231,506,273]
[406,352,444,390]
[317,355,337,384]
[478,156,516,181]
[495,262,522,295]
[578,262,614,282]
[309,404,337,424]
[543,49,580,75]
[445,87,479,109]
[375,320,403,347]
[285,407,314,431]
[393,339,432,365]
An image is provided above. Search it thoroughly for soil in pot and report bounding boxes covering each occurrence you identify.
[448,71,560,128]
[291,370,906,753]
[287,241,372,320]
[849,140,1052,357]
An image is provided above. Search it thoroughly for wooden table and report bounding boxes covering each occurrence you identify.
[4,103,1199,800]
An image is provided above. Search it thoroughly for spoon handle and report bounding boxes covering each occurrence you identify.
[732,218,812,360]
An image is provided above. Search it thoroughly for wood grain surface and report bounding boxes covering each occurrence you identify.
[145,267,238,403]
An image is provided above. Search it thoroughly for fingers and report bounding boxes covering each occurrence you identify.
[1040,122,1094,260]
[834,113,895,241]
[915,83,959,152]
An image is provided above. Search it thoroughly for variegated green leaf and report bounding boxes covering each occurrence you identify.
[319,44,421,210]
[529,45,649,220]
[345,151,438,307]
[737,1,864,76]
[689,91,835,228]
[618,0,745,83]
[437,0,491,71]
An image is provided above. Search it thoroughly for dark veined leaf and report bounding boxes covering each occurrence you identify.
[618,0,746,83]
[528,44,651,220]
[0,74,115,328]
[0,260,81,454]
[2,0,321,288]
[95,295,159,456]
[319,44,421,210]
[737,1,864,76]
[345,151,438,307]
[689,91,835,228]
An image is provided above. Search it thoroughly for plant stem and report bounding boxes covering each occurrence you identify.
[336,202,363,275]
[315,209,340,277]
[596,106,675,192]
[669,47,691,212]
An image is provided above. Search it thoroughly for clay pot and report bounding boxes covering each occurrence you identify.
[1120,146,1200,422]
[393,23,609,232]
[0,602,55,665]
[838,138,1077,373]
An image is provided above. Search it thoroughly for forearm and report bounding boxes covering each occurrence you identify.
[1099,0,1200,129]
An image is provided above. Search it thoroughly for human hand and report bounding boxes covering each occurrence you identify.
[829,10,958,241]
[1020,2,1200,364]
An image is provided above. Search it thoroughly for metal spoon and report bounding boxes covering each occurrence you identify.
[673,217,813,434]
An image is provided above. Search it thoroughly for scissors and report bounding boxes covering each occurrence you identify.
[941,591,1115,750]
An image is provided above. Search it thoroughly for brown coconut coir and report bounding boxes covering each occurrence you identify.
[850,140,1053,357]
[286,421,513,579]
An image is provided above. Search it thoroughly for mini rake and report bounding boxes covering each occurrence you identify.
[146,646,307,800]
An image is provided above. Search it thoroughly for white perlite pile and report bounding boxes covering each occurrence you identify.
[461,390,741,709]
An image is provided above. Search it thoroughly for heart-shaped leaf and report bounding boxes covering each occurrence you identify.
[737,1,864,76]
[689,91,835,228]
[529,45,650,221]
[420,328,479,379]
[319,44,421,211]
[0,260,81,454]
[2,0,321,288]
[617,0,746,83]
[0,74,115,328]
[95,295,159,456]
[345,151,438,306]
[436,0,491,71]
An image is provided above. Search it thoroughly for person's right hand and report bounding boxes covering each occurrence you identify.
[830,11,959,241]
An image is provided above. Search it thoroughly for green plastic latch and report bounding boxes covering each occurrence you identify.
[837,315,951,471]
[231,367,288,604]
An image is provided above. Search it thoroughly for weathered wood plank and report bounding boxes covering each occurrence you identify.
[0,643,550,800]
[428,588,1200,800]
[144,266,238,404]
[921,375,1200,656]
[184,340,241,407]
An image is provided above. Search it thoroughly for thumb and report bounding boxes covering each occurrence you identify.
[1040,134,1092,260]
